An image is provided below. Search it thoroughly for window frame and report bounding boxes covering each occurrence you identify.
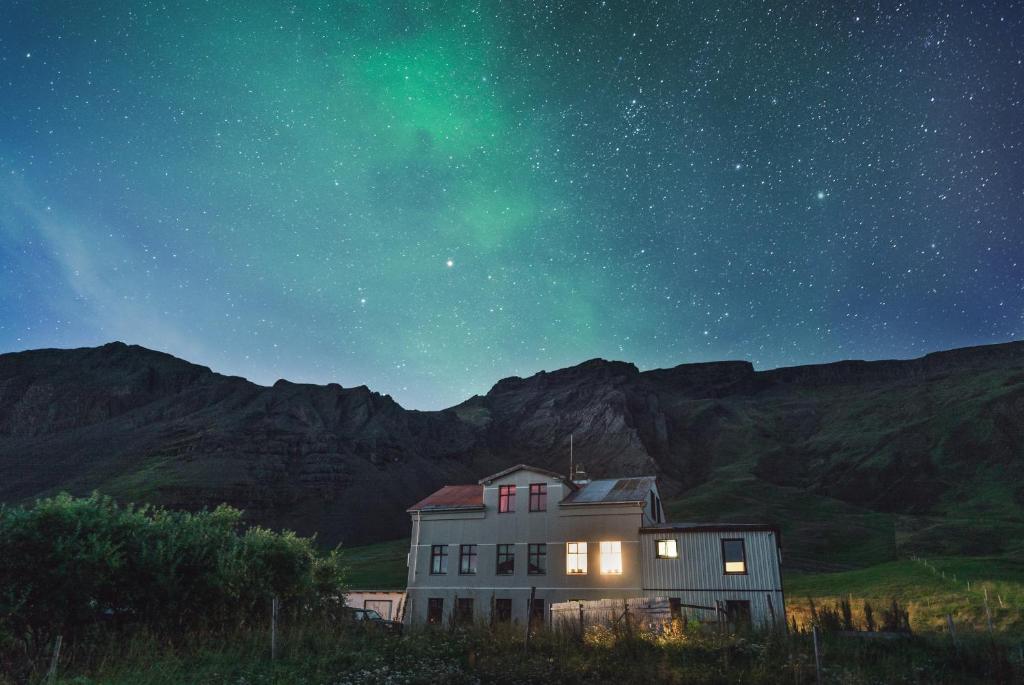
[721,538,748,575]
[427,597,444,624]
[599,540,623,575]
[459,544,478,575]
[527,543,547,575]
[498,484,516,513]
[566,541,588,575]
[528,483,547,512]
[494,597,512,623]
[496,543,515,575]
[429,544,448,575]
[655,538,678,559]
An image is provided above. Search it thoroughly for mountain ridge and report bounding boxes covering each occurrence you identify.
[1,339,1022,569]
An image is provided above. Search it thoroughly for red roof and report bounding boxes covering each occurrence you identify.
[407,484,484,512]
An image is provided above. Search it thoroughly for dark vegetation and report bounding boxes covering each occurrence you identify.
[0,494,345,682]
[2,495,1023,683]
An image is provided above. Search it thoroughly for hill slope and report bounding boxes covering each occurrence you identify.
[1,340,1022,569]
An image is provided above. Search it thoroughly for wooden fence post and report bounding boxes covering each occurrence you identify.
[271,596,279,660]
[45,635,62,685]
[811,625,823,685]
[983,588,994,634]
[524,586,536,651]
[946,613,958,650]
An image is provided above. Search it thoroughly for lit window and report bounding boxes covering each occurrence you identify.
[656,539,678,559]
[498,485,515,513]
[529,483,547,511]
[599,541,622,574]
[722,539,747,574]
[566,542,588,574]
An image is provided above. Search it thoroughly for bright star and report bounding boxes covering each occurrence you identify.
[446,259,454,268]
[817,191,826,200]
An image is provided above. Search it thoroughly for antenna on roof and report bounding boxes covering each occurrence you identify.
[568,433,573,481]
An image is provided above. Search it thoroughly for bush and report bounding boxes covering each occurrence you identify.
[0,493,346,678]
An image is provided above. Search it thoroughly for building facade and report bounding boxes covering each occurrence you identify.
[403,465,784,628]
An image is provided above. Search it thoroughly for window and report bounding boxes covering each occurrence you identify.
[496,544,515,575]
[669,597,682,621]
[566,541,588,574]
[600,541,622,574]
[529,598,545,628]
[459,544,478,575]
[528,543,547,575]
[456,597,474,624]
[427,597,444,624]
[494,598,512,623]
[529,483,547,511]
[722,539,747,574]
[656,539,678,559]
[430,545,448,574]
[498,485,516,513]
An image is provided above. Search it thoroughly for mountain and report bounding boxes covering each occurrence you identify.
[1,341,1022,570]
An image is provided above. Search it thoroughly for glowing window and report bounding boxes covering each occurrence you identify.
[656,539,678,559]
[722,539,747,574]
[498,485,515,513]
[599,541,622,575]
[566,542,588,574]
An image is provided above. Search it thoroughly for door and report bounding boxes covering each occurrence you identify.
[427,597,444,624]
[529,598,545,629]
[725,600,752,630]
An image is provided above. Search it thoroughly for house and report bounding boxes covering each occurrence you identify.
[403,464,784,629]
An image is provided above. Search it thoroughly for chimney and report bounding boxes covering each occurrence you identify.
[571,462,589,485]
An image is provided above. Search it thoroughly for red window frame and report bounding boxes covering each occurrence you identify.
[529,483,547,512]
[498,485,516,513]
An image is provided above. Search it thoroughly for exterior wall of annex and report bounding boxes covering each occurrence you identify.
[403,467,785,629]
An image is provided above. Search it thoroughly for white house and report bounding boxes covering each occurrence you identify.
[403,464,784,629]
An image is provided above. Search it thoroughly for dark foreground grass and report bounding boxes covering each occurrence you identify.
[13,621,1024,685]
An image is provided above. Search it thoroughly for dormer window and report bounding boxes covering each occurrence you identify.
[498,485,516,513]
[529,483,547,511]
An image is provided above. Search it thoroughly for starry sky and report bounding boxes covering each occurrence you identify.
[1,1,1022,409]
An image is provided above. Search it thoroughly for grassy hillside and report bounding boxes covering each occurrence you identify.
[344,537,410,590]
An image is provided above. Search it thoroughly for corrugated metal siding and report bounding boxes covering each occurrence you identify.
[640,530,781,591]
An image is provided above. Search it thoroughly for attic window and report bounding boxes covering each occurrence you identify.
[498,485,515,513]
[656,539,677,559]
[529,483,547,511]
[599,541,622,575]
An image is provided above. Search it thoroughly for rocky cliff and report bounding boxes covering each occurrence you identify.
[1,340,1022,568]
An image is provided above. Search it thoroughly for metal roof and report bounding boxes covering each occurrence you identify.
[560,476,657,505]
[640,523,781,536]
[478,463,578,488]
[406,484,484,512]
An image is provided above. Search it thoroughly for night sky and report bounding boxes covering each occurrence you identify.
[1,2,1022,409]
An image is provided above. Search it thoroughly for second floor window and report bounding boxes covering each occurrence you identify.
[600,541,622,574]
[496,544,515,575]
[430,545,448,574]
[459,544,478,575]
[529,483,547,511]
[566,541,588,574]
[498,485,515,513]
[528,543,546,575]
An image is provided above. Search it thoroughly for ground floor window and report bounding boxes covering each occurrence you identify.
[494,598,512,623]
[529,598,545,628]
[669,597,682,621]
[722,539,747,574]
[427,597,444,624]
[725,600,752,629]
[456,597,474,625]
